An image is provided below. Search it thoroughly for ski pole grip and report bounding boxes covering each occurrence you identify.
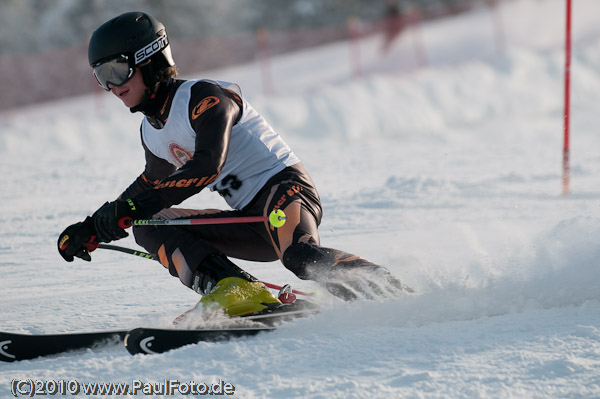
[118,217,133,229]
[82,236,99,252]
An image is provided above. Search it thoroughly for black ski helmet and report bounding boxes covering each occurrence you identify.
[88,11,175,90]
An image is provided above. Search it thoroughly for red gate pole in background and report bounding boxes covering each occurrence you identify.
[347,17,362,78]
[410,7,428,69]
[256,27,274,95]
[562,0,572,196]
[487,0,505,55]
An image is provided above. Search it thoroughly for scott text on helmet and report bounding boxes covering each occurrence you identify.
[134,34,168,65]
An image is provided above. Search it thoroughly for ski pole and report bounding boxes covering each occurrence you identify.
[261,281,311,297]
[97,243,312,297]
[118,209,287,229]
[97,243,156,260]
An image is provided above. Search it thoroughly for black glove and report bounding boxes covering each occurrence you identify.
[57,217,98,262]
[92,199,143,243]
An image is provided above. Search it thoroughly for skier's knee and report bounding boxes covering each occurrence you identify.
[282,242,326,280]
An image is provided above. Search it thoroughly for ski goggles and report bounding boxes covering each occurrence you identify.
[92,55,135,91]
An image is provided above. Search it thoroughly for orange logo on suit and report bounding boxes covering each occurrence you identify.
[192,96,220,119]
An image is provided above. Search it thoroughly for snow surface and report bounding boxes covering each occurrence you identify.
[2,0,600,397]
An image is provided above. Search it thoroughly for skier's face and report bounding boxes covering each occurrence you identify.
[108,68,147,109]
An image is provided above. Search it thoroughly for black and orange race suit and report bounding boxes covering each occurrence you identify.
[118,79,376,291]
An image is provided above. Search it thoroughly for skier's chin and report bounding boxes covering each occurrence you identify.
[120,96,140,109]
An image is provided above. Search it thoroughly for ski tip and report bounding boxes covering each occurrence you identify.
[0,330,126,362]
[123,328,150,356]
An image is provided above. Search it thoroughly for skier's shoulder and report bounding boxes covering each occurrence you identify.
[186,79,243,122]
[188,79,242,103]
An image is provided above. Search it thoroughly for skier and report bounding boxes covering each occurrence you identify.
[57,11,410,316]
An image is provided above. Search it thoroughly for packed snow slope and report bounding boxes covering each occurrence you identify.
[2,0,600,397]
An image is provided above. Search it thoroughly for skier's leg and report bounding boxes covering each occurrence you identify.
[282,241,414,300]
[271,203,412,300]
[259,165,412,300]
[133,214,281,316]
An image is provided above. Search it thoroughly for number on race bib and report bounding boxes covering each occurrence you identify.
[216,174,242,198]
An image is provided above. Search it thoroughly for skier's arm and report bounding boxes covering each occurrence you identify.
[58,133,176,258]
[90,82,242,243]
[131,81,243,216]
[118,138,176,200]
